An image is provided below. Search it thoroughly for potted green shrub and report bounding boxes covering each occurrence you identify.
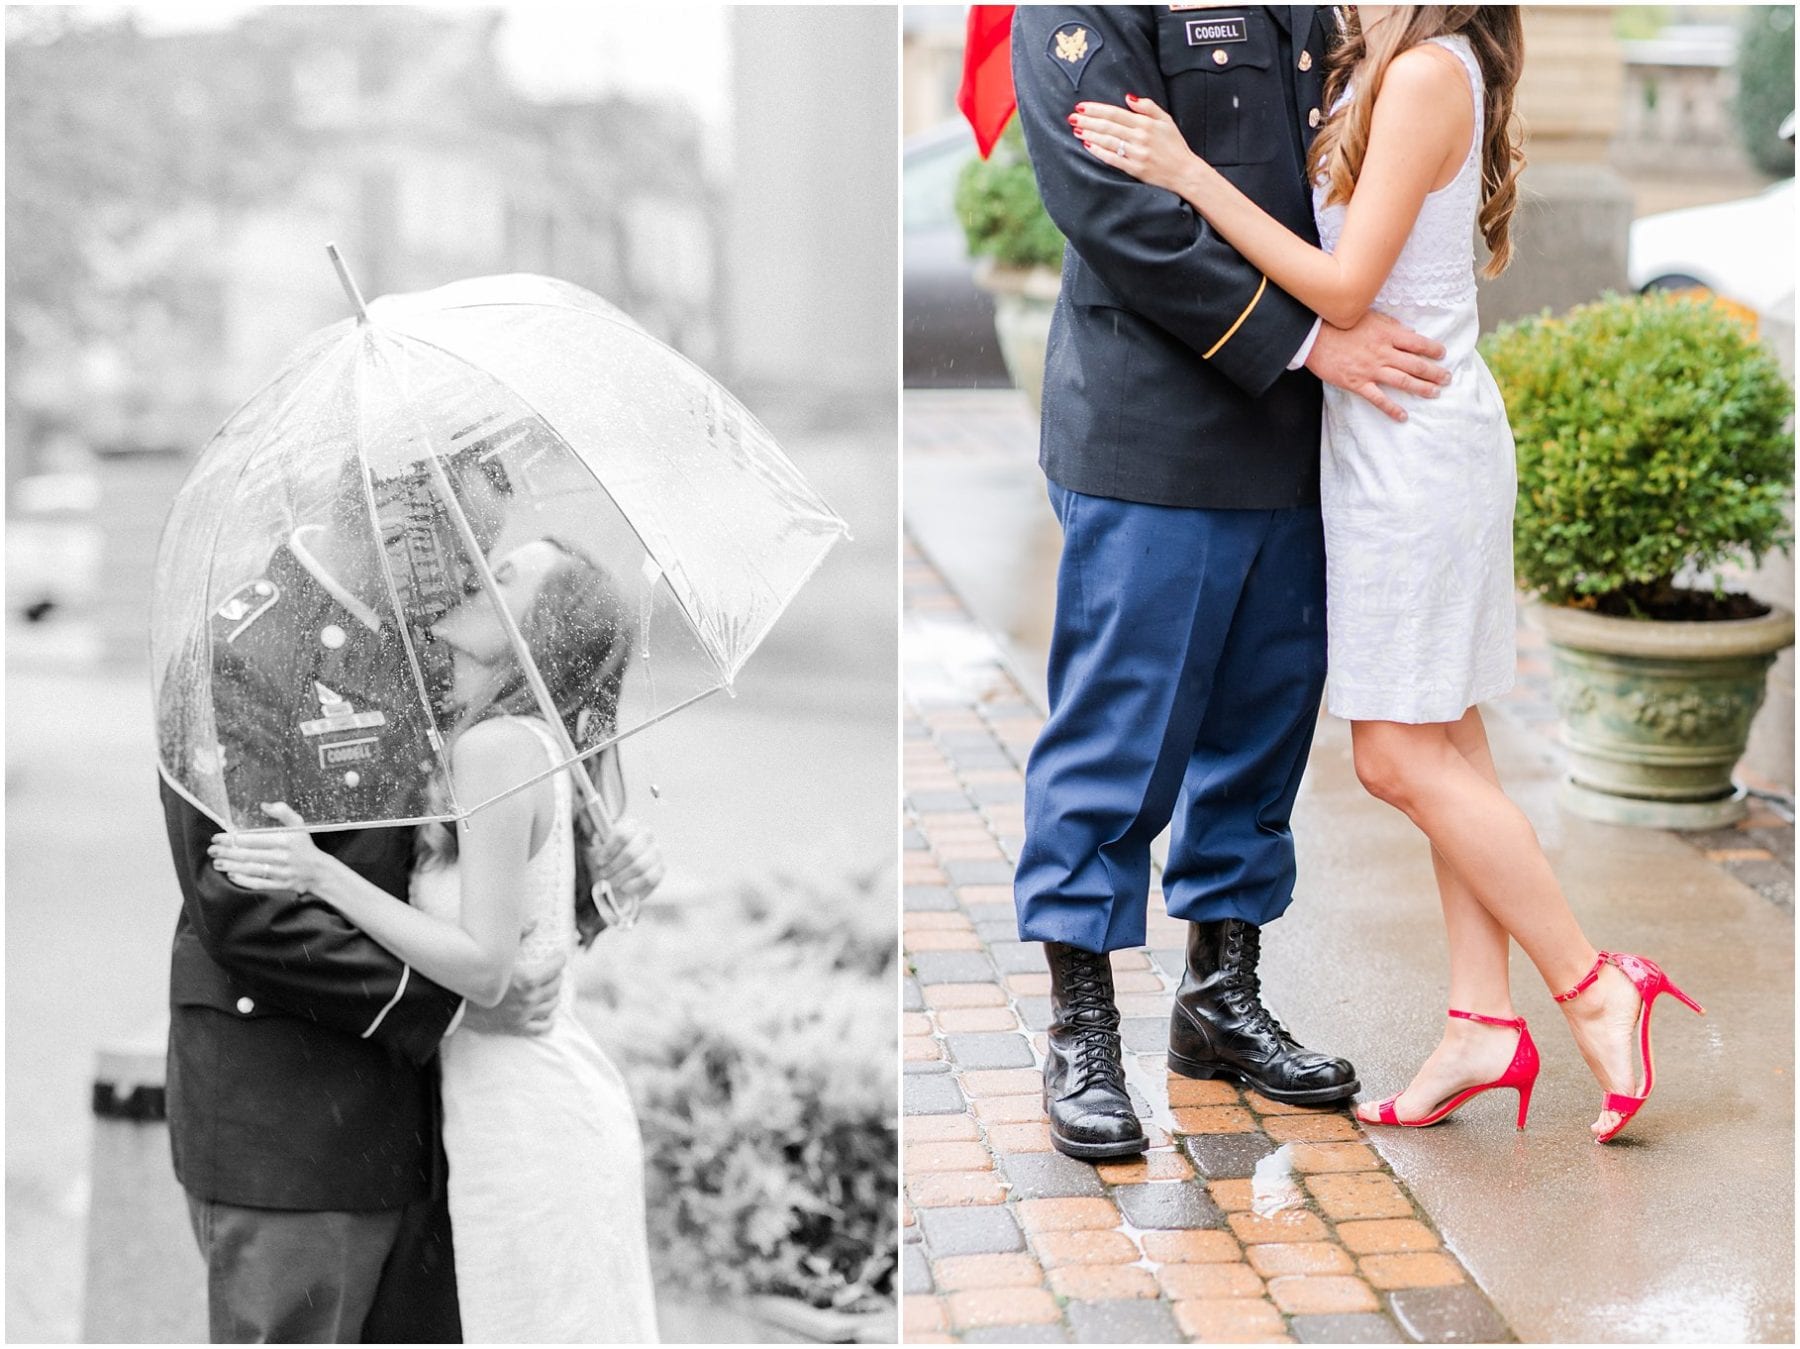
[954,122,1065,414]
[1482,292,1795,827]
[581,868,897,1343]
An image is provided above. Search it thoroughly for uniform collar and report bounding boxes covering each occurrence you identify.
[290,526,382,633]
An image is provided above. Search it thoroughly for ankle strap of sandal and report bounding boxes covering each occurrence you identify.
[1447,1008,1526,1028]
[1552,951,1615,1004]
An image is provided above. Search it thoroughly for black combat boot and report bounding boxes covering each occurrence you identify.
[1042,942,1149,1160]
[1168,919,1359,1106]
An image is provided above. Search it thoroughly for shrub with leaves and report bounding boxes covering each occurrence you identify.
[582,866,897,1315]
[1480,292,1793,617]
[954,122,1066,271]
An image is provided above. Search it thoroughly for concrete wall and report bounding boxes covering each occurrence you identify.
[725,6,898,426]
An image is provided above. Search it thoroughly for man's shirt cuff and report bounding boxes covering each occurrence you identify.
[1288,318,1323,371]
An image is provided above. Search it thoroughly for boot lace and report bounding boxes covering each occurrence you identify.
[1061,952,1128,1093]
[1219,926,1300,1048]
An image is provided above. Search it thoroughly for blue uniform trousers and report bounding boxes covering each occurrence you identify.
[1016,483,1328,952]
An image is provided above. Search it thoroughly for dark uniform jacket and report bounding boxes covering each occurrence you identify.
[1013,6,1330,509]
[163,543,463,1211]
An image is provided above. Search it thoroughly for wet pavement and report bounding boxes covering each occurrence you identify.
[904,389,1795,1344]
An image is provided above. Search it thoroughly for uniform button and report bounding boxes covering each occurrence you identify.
[1212,48,1228,65]
[1299,49,1313,72]
[343,770,361,787]
[1309,107,1322,128]
[236,996,255,1014]
[320,624,346,649]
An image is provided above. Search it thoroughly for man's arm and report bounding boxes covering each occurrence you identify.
[163,776,461,1064]
[1012,6,1314,397]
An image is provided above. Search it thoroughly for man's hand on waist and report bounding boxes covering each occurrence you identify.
[1305,311,1451,422]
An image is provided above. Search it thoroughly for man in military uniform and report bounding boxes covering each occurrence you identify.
[1009,7,1453,1160]
[161,443,553,1341]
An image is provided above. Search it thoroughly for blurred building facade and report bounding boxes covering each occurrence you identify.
[6,6,722,476]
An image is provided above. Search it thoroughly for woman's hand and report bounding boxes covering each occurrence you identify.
[585,814,665,906]
[1071,95,1202,196]
[209,802,333,895]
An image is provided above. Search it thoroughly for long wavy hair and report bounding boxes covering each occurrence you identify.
[1307,5,1526,278]
[417,537,634,868]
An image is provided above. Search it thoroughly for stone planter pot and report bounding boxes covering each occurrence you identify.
[658,1293,894,1343]
[972,259,1059,420]
[1531,600,1796,828]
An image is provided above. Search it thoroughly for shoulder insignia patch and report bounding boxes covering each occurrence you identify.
[215,579,280,644]
[1047,22,1102,89]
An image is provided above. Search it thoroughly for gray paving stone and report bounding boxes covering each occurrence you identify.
[1015,996,1053,1031]
[975,918,1020,943]
[1064,1299,1182,1343]
[901,1243,932,1295]
[909,790,973,812]
[946,858,1017,885]
[904,885,958,911]
[962,900,1015,924]
[904,1058,950,1075]
[947,1032,1035,1069]
[910,951,997,984]
[962,1327,1068,1344]
[1149,947,1186,980]
[917,1204,1025,1257]
[903,977,924,1012]
[904,1074,966,1115]
[988,940,1045,974]
[1111,1181,1224,1229]
[1292,1312,1408,1343]
[939,728,1001,749]
[1000,1151,1107,1199]
[1387,1285,1512,1343]
[1181,1131,1280,1179]
[1120,1017,1167,1053]
[968,778,1027,805]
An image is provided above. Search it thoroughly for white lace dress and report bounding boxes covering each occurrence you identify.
[413,716,659,1344]
[1313,33,1517,724]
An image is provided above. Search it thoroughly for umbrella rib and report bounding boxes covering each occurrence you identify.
[366,331,627,835]
[174,334,364,823]
[375,327,732,682]
[352,334,472,818]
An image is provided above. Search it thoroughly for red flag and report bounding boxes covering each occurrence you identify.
[958,5,1017,160]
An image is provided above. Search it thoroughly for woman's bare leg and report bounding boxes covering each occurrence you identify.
[1352,710,1645,1136]
[1353,713,1520,1122]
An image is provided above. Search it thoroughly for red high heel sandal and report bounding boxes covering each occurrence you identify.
[1360,1009,1541,1130]
[1554,950,1705,1144]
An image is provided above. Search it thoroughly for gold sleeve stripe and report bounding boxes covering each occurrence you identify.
[362,963,411,1039]
[1203,274,1268,360]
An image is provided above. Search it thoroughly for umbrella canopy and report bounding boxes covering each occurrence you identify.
[154,267,847,834]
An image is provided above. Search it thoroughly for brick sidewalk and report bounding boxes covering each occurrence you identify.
[901,537,1514,1346]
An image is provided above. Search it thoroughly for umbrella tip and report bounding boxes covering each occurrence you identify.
[325,242,371,324]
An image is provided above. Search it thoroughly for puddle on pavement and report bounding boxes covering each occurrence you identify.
[1250,1144,1305,1215]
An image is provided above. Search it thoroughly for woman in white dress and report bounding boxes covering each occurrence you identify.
[1071,6,1701,1143]
[212,537,662,1339]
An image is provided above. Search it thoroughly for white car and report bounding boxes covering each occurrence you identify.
[1629,114,1794,317]
[1628,177,1794,313]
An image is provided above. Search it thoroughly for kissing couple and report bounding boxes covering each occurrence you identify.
[160,422,664,1342]
[1009,5,1702,1162]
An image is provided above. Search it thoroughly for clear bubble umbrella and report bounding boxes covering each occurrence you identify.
[153,250,848,912]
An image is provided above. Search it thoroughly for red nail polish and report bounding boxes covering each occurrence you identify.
[1127,91,1138,100]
